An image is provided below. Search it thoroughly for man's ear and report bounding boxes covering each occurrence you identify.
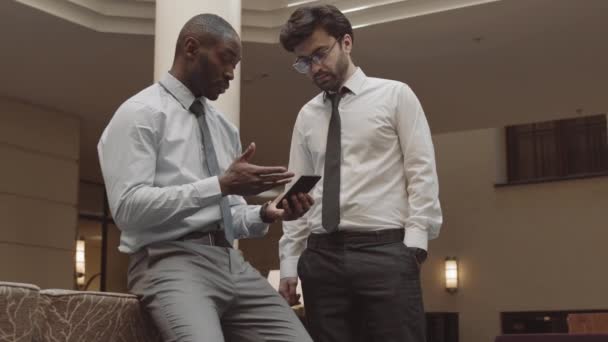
[183,36,199,59]
[342,34,353,54]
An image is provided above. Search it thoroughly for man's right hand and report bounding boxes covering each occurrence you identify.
[279,277,301,306]
[219,142,294,196]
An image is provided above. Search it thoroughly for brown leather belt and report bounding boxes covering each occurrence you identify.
[177,227,231,248]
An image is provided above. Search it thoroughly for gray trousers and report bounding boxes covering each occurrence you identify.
[128,241,312,342]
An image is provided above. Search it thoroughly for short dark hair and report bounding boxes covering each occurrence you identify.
[280,5,353,52]
[175,14,239,56]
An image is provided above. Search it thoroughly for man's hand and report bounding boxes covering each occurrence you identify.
[219,143,294,196]
[264,193,314,222]
[409,247,428,265]
[279,277,301,306]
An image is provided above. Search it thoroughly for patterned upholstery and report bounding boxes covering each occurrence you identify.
[0,281,40,342]
[32,289,161,342]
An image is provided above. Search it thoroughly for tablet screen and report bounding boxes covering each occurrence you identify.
[275,175,321,209]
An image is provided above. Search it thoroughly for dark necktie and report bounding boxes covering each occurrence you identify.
[189,100,234,244]
[322,93,342,233]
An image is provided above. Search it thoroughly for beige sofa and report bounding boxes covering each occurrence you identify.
[0,281,161,342]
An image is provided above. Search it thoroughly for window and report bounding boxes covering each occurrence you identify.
[506,114,608,183]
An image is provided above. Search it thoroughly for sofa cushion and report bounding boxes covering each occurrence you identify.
[0,281,40,342]
[33,289,161,342]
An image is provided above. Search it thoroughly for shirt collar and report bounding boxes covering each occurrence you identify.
[343,67,366,95]
[159,72,203,110]
[324,67,366,102]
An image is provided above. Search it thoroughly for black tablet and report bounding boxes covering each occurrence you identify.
[274,175,321,209]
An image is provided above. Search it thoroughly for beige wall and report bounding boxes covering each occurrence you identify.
[0,97,80,289]
[423,128,608,342]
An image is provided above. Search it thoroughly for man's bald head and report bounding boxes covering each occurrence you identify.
[169,14,242,101]
[175,14,239,58]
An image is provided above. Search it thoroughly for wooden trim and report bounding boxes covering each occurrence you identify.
[495,171,608,188]
[78,213,114,224]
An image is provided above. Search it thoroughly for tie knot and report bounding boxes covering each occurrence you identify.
[189,100,205,117]
[327,87,350,106]
[328,92,342,107]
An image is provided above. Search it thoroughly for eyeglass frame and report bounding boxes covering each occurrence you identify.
[292,36,343,74]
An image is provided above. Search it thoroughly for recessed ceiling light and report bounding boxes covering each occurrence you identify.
[342,5,373,14]
[287,0,319,7]
[352,23,372,29]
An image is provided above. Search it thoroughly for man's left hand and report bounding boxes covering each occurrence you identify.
[409,247,428,265]
[264,193,314,222]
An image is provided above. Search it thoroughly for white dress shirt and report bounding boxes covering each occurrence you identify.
[279,68,442,278]
[98,72,267,254]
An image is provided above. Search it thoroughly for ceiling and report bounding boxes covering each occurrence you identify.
[1,0,607,183]
[12,0,503,42]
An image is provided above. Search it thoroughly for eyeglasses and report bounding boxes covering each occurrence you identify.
[292,38,341,74]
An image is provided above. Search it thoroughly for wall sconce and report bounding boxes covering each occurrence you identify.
[76,239,86,287]
[445,257,458,293]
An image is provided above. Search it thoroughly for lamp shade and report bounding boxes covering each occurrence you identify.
[445,257,458,293]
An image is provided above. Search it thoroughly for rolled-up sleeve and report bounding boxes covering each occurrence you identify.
[227,134,269,239]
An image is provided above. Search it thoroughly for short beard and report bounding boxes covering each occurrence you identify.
[314,51,350,92]
[190,52,212,98]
